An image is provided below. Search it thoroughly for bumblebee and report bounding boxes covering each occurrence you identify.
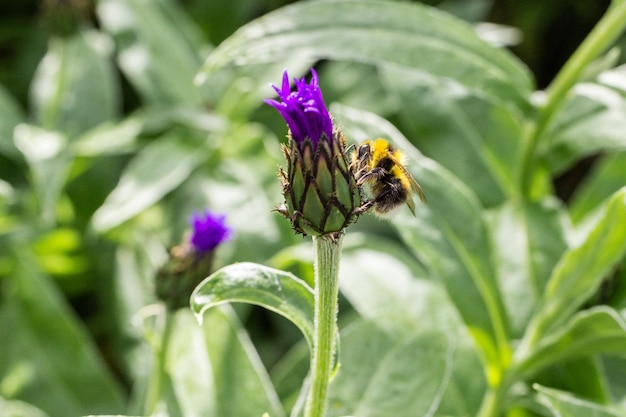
[351,138,426,216]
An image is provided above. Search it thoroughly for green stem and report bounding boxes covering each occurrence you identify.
[304,233,344,417]
[477,388,500,417]
[519,0,626,197]
[144,309,175,416]
[476,374,514,417]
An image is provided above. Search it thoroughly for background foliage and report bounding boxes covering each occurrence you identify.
[1,1,626,417]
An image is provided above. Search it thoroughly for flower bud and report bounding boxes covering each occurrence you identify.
[265,70,362,237]
[156,210,231,310]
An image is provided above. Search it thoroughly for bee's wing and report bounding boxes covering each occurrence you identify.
[405,190,417,216]
[388,153,427,204]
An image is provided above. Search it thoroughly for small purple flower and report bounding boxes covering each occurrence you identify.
[189,210,231,255]
[264,69,333,148]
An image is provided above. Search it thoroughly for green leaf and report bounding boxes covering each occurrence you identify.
[30,29,119,139]
[381,65,523,207]
[0,397,49,417]
[327,320,453,417]
[166,308,285,417]
[569,153,626,224]
[535,385,624,417]
[485,199,567,337]
[0,85,24,159]
[13,124,73,224]
[543,66,626,175]
[522,187,626,349]
[72,106,227,158]
[91,135,206,232]
[339,235,453,334]
[601,356,626,404]
[199,0,532,110]
[338,236,486,416]
[515,307,626,380]
[0,247,125,416]
[97,0,207,105]
[334,104,510,381]
[191,262,315,350]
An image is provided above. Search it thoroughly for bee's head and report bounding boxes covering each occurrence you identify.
[357,141,373,161]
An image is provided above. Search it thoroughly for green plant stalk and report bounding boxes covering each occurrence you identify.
[519,0,626,197]
[476,371,518,417]
[144,309,175,415]
[304,233,343,417]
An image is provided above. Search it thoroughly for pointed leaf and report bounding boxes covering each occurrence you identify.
[0,248,125,416]
[0,397,49,417]
[328,320,453,417]
[535,385,624,417]
[91,136,205,232]
[523,187,626,347]
[166,308,285,417]
[339,235,455,334]
[569,153,626,224]
[199,0,532,110]
[486,200,567,337]
[543,66,626,174]
[97,0,206,105]
[381,66,523,207]
[338,237,485,416]
[13,124,73,225]
[334,104,510,378]
[0,85,24,159]
[191,262,314,350]
[516,307,626,380]
[30,29,119,138]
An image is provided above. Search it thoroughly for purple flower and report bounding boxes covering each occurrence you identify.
[264,69,333,148]
[189,210,231,255]
[265,69,363,236]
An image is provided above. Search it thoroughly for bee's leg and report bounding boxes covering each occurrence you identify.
[355,167,387,186]
[353,200,375,215]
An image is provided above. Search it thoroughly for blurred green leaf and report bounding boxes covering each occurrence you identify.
[72,117,142,157]
[191,262,314,350]
[30,29,119,138]
[601,356,626,405]
[72,106,227,157]
[485,200,567,337]
[339,235,449,333]
[91,136,206,232]
[381,66,523,207]
[0,247,125,416]
[328,319,453,417]
[13,124,73,224]
[166,308,285,417]
[97,0,207,105]
[199,0,532,111]
[535,385,624,417]
[335,104,510,380]
[569,152,626,224]
[0,397,49,417]
[522,187,626,350]
[338,235,486,416]
[543,66,626,174]
[0,84,24,159]
[515,307,626,381]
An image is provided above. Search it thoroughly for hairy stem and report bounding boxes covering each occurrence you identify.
[304,233,343,417]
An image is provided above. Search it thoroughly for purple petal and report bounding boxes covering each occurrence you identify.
[265,69,333,148]
[189,210,231,255]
